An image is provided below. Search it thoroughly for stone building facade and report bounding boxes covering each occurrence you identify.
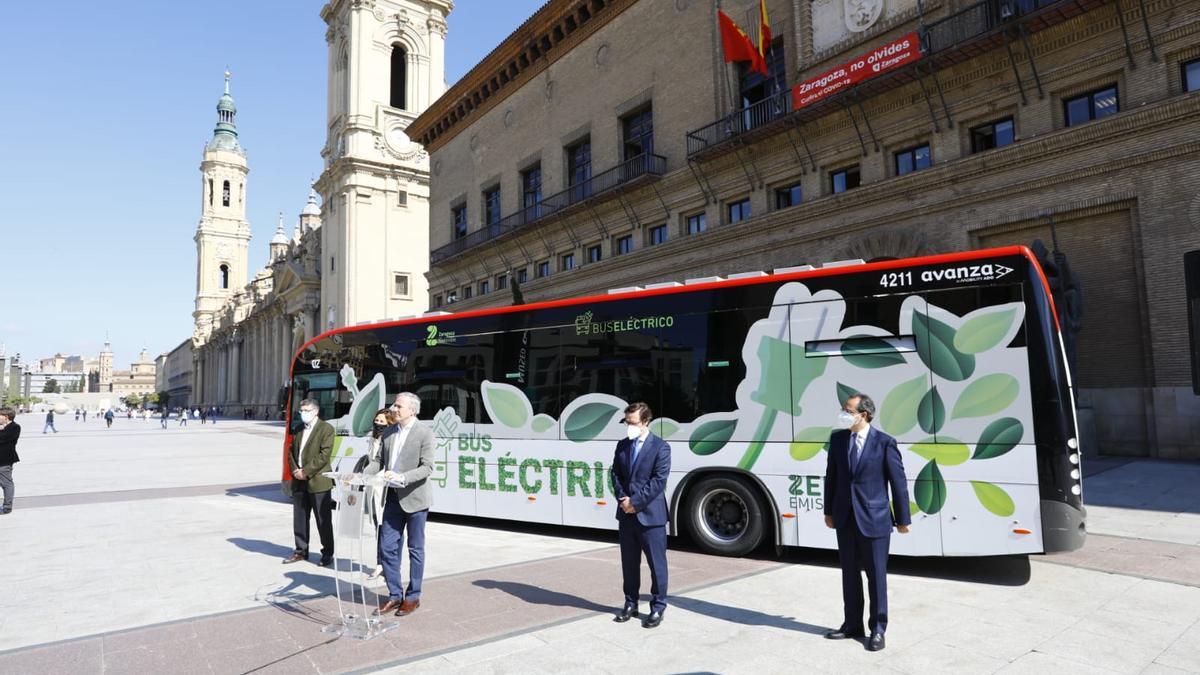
[408,0,1200,459]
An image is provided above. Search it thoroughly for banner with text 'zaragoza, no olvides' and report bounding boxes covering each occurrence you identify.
[792,32,922,110]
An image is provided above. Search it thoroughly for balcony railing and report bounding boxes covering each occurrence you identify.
[685,0,1103,159]
[686,89,792,157]
[431,152,667,265]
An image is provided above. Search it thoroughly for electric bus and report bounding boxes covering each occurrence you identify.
[284,246,1086,557]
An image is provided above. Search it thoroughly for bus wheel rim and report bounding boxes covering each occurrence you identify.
[695,488,750,544]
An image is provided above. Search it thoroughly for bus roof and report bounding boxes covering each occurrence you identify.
[296,245,1059,360]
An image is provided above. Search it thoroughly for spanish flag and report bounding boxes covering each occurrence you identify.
[757,0,772,63]
[718,9,766,75]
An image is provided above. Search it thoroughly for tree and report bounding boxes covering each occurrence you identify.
[156,391,171,412]
[43,378,59,393]
[124,393,142,408]
[145,392,160,405]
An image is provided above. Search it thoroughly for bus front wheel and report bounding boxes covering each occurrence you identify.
[684,475,767,556]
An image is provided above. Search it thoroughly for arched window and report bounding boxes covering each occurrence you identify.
[222,180,230,207]
[390,45,407,109]
[219,264,230,289]
[208,178,213,206]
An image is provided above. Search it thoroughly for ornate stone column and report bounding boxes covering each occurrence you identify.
[229,330,241,404]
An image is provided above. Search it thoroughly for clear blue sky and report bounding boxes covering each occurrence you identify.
[0,0,544,370]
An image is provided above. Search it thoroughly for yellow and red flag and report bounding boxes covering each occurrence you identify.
[757,0,772,64]
[718,9,766,75]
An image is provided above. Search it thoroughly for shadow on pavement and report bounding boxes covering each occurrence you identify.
[228,537,294,559]
[473,579,614,613]
[225,483,289,503]
[671,596,829,635]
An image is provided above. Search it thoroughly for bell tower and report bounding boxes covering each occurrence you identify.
[194,71,252,343]
[315,0,449,329]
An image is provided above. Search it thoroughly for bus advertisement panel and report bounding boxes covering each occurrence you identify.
[287,247,1085,558]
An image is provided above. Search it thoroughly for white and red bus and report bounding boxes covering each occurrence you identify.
[284,246,1085,557]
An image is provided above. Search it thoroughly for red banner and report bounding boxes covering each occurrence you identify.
[792,32,922,111]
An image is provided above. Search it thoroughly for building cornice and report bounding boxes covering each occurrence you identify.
[407,0,637,153]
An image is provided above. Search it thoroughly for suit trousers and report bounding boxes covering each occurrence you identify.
[0,465,13,510]
[380,493,428,602]
[291,483,334,559]
[618,518,669,613]
[835,508,892,634]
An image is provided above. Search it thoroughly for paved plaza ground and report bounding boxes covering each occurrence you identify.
[1,417,1198,674]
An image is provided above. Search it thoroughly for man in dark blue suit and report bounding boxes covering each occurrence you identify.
[823,392,911,651]
[610,402,671,628]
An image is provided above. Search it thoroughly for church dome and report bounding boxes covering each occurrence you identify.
[301,188,321,216]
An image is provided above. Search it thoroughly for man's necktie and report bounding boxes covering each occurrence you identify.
[849,433,861,473]
[631,438,643,470]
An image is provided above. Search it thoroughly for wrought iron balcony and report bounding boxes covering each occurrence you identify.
[686,89,792,157]
[431,153,667,265]
[685,0,1106,160]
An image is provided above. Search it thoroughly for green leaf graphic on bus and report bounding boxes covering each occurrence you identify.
[653,418,680,438]
[835,382,860,406]
[879,375,926,436]
[481,381,531,429]
[531,414,556,433]
[564,402,619,442]
[917,386,945,434]
[790,426,831,461]
[951,373,1019,419]
[970,480,1015,516]
[913,309,975,381]
[909,437,969,466]
[349,373,383,437]
[954,307,1019,354]
[973,417,1024,459]
[754,336,812,416]
[690,419,737,456]
[841,335,907,369]
[915,459,947,514]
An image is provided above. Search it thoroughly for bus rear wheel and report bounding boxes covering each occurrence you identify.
[684,475,767,556]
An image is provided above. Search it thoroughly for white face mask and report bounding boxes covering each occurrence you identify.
[836,411,858,429]
[300,410,317,425]
[625,424,642,440]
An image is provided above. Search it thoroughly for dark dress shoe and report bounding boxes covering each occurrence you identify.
[374,599,403,615]
[613,605,639,623]
[317,557,334,567]
[395,599,420,616]
[642,610,663,628]
[824,629,865,640]
[867,633,886,651]
[282,552,308,564]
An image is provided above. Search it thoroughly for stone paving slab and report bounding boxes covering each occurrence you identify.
[0,547,780,674]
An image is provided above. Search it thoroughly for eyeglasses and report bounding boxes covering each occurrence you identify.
[389,404,402,411]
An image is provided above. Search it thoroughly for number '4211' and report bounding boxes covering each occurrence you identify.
[879,271,913,288]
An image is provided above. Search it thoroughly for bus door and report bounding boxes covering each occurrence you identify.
[785,292,941,554]
[919,285,1041,555]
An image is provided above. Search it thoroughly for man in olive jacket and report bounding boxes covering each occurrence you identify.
[283,398,336,566]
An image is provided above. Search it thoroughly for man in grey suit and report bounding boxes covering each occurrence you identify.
[367,391,435,617]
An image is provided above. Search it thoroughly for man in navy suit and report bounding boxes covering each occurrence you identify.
[823,392,911,652]
[610,402,671,628]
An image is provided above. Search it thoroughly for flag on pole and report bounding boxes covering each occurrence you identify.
[757,0,772,63]
[718,9,766,75]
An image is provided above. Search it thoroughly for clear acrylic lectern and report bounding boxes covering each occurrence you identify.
[320,471,397,640]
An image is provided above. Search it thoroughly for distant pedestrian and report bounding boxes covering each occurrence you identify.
[178,408,188,427]
[210,406,218,424]
[160,410,169,429]
[104,409,115,429]
[0,407,21,514]
[43,409,58,434]
[74,409,80,422]
[82,410,87,422]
